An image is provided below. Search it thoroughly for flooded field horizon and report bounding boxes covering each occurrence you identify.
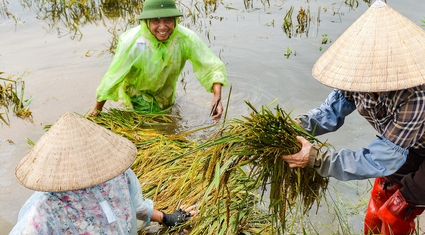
[2,0,425,234]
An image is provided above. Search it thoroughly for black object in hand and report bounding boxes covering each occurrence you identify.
[210,97,221,117]
[162,208,191,227]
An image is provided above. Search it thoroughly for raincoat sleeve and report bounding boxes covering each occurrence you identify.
[295,89,356,136]
[95,26,144,106]
[127,169,154,227]
[308,135,408,181]
[180,26,228,92]
[9,192,53,235]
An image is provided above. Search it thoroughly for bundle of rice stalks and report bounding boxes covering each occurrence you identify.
[89,102,330,234]
[142,146,271,234]
[89,109,274,233]
[174,101,329,233]
[136,145,276,234]
[90,108,281,234]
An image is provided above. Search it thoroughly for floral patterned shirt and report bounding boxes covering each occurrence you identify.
[10,169,153,235]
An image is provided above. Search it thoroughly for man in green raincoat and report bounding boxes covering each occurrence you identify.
[90,0,228,123]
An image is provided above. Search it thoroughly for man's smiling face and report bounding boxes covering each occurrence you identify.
[149,17,175,41]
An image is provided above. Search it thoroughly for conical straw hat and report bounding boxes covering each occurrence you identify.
[15,112,137,192]
[312,0,425,92]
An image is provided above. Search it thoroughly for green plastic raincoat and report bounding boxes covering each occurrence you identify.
[95,21,228,113]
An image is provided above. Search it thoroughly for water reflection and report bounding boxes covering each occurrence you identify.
[282,5,317,39]
[1,0,21,25]
[345,0,377,9]
[6,0,229,51]
[1,0,377,52]
[281,0,376,38]
[17,0,142,43]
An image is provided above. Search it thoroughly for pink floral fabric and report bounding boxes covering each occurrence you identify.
[10,169,153,235]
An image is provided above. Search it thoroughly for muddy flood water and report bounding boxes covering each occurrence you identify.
[1,0,425,234]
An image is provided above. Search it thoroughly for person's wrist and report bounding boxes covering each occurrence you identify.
[309,145,320,168]
[160,211,165,224]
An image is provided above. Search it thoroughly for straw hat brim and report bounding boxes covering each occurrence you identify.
[15,112,137,192]
[312,0,425,92]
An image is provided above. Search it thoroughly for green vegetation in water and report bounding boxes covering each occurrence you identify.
[19,0,143,42]
[319,34,332,51]
[284,47,294,59]
[321,34,331,44]
[0,72,32,125]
